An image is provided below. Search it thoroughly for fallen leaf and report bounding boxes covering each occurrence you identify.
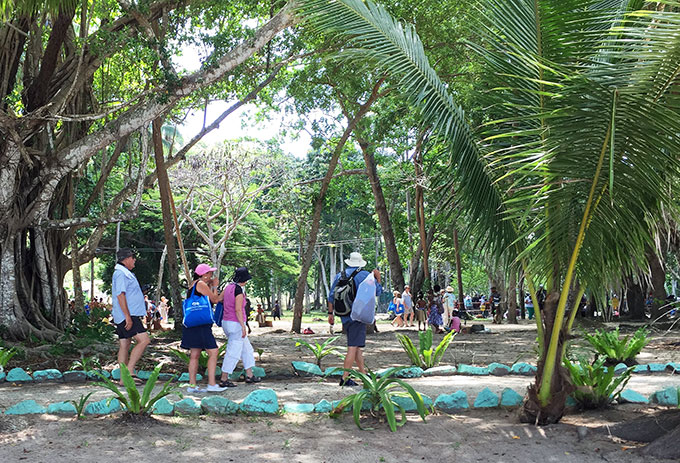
[512,436,520,439]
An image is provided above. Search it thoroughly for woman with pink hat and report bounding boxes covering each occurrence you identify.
[180,263,227,393]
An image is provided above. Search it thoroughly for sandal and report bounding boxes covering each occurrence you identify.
[245,375,261,384]
[219,380,237,388]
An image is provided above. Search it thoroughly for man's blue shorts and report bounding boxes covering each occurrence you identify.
[343,319,367,348]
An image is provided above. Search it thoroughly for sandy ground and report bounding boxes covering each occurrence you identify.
[1,316,679,462]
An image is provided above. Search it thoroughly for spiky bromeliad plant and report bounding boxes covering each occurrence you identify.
[297,0,680,425]
[95,364,181,415]
[294,335,342,368]
[564,356,633,409]
[330,367,429,432]
[583,327,649,365]
[395,328,456,369]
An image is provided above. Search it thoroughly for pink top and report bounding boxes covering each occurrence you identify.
[223,283,245,322]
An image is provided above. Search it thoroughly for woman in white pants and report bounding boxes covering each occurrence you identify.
[219,267,261,387]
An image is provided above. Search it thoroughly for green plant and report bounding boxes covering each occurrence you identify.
[257,348,264,362]
[70,355,101,372]
[0,346,17,371]
[330,367,429,432]
[294,335,342,368]
[70,392,95,419]
[395,328,456,369]
[95,364,181,415]
[170,344,227,369]
[66,307,115,347]
[564,356,633,409]
[583,327,649,365]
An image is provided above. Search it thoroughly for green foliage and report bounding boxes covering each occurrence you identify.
[170,344,227,369]
[95,364,181,415]
[69,355,102,372]
[330,368,429,432]
[294,336,342,368]
[583,327,649,364]
[0,346,17,370]
[65,306,115,348]
[70,392,95,420]
[395,328,456,369]
[564,356,633,409]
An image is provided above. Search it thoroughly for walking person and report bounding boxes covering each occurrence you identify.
[218,267,261,387]
[427,285,445,333]
[415,291,428,331]
[111,248,150,384]
[181,264,227,393]
[443,286,456,328]
[402,285,414,327]
[390,291,405,327]
[328,252,382,387]
[525,293,535,320]
[272,300,281,320]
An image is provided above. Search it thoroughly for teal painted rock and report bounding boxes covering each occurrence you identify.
[324,367,343,377]
[500,388,524,407]
[228,369,244,381]
[650,387,679,407]
[390,394,433,412]
[633,364,650,374]
[473,388,499,408]
[666,362,680,373]
[488,363,511,376]
[510,363,537,376]
[178,372,202,383]
[204,367,222,378]
[395,367,424,378]
[174,398,201,415]
[458,364,489,375]
[87,369,111,380]
[283,403,315,414]
[613,363,629,374]
[434,391,469,412]
[0,371,5,382]
[6,367,32,382]
[85,399,121,415]
[201,396,239,415]
[240,389,279,414]
[648,363,666,373]
[566,395,578,407]
[619,389,649,404]
[157,373,177,382]
[63,371,87,382]
[136,370,152,380]
[152,398,174,415]
[423,365,457,376]
[5,400,46,415]
[251,366,266,378]
[47,402,77,416]
[314,399,333,413]
[112,368,120,380]
[33,369,63,382]
[292,361,323,377]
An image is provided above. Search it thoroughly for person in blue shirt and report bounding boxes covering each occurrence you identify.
[327,252,382,387]
[111,248,150,384]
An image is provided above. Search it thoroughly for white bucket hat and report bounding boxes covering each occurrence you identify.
[344,251,367,268]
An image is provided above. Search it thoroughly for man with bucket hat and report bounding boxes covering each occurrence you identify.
[111,248,150,383]
[328,252,382,387]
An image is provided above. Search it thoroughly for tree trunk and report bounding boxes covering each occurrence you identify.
[519,291,574,425]
[291,80,383,333]
[625,275,646,320]
[453,227,464,306]
[71,238,84,315]
[647,247,667,319]
[413,133,429,287]
[152,118,183,331]
[507,270,518,323]
[359,141,405,290]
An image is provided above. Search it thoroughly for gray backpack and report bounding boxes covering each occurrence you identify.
[333,268,360,317]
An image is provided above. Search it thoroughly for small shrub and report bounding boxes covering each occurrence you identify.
[170,344,227,369]
[66,307,115,347]
[294,336,343,368]
[395,328,456,369]
[70,355,101,372]
[0,346,17,372]
[564,356,633,409]
[70,392,95,419]
[583,327,649,365]
[330,367,429,432]
[95,364,181,415]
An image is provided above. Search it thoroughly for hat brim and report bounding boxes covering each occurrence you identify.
[344,257,367,268]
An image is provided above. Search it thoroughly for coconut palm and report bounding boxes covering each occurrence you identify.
[297,0,680,425]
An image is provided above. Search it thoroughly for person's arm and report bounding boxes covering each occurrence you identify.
[235,293,246,337]
[195,279,221,304]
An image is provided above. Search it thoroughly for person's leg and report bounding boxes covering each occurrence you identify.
[241,336,256,378]
[355,347,365,373]
[341,346,358,381]
[206,348,219,386]
[127,331,150,375]
[220,322,244,382]
[189,348,201,385]
[118,338,131,369]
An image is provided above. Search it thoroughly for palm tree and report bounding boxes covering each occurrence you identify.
[297,0,680,424]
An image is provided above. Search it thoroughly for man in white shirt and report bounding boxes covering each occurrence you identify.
[111,248,150,381]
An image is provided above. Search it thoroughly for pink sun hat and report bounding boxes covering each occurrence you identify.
[195,263,217,276]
